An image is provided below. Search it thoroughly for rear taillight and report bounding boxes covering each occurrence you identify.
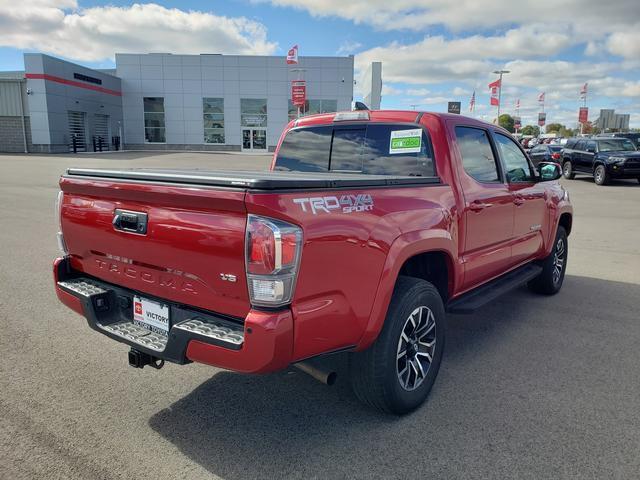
[246,215,302,307]
[552,152,561,160]
[55,191,68,254]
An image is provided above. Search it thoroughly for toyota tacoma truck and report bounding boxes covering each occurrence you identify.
[53,110,573,414]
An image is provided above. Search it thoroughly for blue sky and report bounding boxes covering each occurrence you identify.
[1,0,639,127]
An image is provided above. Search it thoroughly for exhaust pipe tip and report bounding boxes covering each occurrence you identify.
[294,361,337,386]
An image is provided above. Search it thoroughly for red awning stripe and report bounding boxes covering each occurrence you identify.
[25,73,122,97]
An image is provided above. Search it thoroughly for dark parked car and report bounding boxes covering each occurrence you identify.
[561,137,640,185]
[595,133,640,148]
[529,144,562,166]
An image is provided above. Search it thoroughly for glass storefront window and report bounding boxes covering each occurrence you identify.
[241,98,267,127]
[203,98,225,144]
[288,99,338,121]
[144,97,165,143]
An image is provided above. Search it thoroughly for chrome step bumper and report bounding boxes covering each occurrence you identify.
[57,277,245,364]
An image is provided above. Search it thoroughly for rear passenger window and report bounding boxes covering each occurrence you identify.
[455,127,500,183]
[363,125,434,176]
[274,124,435,176]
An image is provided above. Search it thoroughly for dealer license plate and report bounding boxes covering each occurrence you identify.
[133,295,170,336]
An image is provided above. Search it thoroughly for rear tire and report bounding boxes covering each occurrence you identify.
[350,277,445,415]
[528,226,568,295]
[562,161,575,179]
[594,164,609,185]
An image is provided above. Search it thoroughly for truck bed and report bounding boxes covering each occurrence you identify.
[65,168,441,190]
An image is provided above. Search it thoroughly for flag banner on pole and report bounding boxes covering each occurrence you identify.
[514,116,521,129]
[291,80,306,107]
[538,92,545,103]
[488,79,501,106]
[580,83,588,100]
[579,107,588,124]
[286,45,299,65]
[469,90,476,111]
[538,112,546,126]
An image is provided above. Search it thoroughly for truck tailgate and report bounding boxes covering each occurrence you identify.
[59,175,250,319]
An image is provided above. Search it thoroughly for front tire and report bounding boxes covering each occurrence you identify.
[594,164,609,185]
[562,160,575,179]
[528,226,568,295]
[350,277,445,414]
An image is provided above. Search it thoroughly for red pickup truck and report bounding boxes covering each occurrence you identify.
[54,110,572,414]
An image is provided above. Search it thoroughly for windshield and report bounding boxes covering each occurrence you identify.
[549,145,562,152]
[597,139,636,152]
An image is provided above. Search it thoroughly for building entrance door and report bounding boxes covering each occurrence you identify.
[241,128,267,151]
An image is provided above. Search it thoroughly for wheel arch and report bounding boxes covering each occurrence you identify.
[356,231,458,352]
[397,251,452,303]
[559,212,572,236]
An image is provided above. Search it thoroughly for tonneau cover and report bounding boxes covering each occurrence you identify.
[65,168,440,190]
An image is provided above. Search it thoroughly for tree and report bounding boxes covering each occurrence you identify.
[521,125,540,136]
[498,114,515,133]
[546,123,564,133]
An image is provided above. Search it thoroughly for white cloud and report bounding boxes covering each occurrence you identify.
[336,40,363,55]
[264,0,639,33]
[606,26,640,59]
[0,1,277,62]
[405,88,431,96]
[355,24,575,85]
[452,86,470,96]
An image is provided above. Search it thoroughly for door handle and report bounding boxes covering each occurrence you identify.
[513,196,525,206]
[468,201,492,212]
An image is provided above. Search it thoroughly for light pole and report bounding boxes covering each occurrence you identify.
[493,69,509,121]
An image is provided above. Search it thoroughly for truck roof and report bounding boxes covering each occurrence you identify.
[293,109,495,130]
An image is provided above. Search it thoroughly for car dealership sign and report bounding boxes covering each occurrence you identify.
[291,80,306,107]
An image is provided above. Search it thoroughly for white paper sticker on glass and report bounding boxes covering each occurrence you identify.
[389,128,422,154]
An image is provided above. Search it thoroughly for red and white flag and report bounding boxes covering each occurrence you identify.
[538,92,545,103]
[286,45,299,65]
[580,83,588,100]
[488,79,501,106]
[469,90,476,112]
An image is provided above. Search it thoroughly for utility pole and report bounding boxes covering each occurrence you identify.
[492,69,509,121]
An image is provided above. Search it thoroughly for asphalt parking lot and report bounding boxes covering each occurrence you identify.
[1,151,639,479]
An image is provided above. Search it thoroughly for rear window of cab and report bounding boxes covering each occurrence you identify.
[274,124,435,177]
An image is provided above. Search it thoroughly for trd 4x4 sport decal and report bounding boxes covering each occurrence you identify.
[293,194,374,215]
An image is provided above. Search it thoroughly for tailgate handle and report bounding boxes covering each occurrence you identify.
[113,209,147,234]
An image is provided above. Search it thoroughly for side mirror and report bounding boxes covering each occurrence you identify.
[538,161,562,181]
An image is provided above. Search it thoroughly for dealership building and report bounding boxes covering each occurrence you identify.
[0,52,355,153]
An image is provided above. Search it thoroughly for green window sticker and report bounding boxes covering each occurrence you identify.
[389,128,422,154]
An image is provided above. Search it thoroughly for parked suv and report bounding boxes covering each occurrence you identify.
[595,133,640,148]
[561,137,640,185]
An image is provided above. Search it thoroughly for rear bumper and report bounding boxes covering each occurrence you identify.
[53,257,293,373]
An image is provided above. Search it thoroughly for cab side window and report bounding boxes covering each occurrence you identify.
[494,133,535,183]
[455,127,501,183]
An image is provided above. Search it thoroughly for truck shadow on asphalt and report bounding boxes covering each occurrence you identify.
[148,274,639,479]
